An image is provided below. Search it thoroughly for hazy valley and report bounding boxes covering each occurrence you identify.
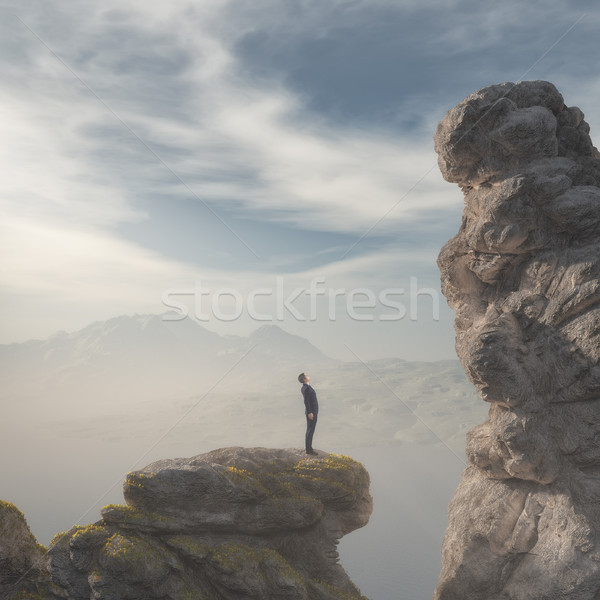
[1,313,486,453]
[1,313,485,599]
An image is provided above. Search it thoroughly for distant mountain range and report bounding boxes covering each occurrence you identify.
[0,313,487,450]
[0,313,335,402]
[0,312,333,368]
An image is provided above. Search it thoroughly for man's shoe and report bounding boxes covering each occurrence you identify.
[306,450,318,455]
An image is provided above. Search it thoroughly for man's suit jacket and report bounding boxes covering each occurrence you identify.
[301,383,319,415]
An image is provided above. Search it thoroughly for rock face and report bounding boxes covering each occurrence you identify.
[0,500,64,599]
[47,447,372,599]
[434,80,600,599]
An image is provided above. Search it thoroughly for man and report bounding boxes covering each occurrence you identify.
[298,372,318,455]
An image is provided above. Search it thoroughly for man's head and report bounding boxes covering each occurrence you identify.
[298,373,309,384]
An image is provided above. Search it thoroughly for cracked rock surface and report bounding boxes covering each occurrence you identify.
[434,80,600,599]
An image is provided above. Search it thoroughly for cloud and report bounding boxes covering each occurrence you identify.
[2,0,463,240]
[0,203,435,300]
[0,199,442,348]
[2,0,597,355]
[0,1,459,325]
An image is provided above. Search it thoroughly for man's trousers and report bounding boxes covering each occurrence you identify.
[305,413,318,451]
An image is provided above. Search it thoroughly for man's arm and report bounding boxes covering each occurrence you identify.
[302,386,315,417]
[307,387,317,415]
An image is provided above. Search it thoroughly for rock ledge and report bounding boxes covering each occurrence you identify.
[43,446,372,600]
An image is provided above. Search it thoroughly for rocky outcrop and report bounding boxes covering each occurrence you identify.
[46,447,372,599]
[0,500,64,599]
[434,80,600,599]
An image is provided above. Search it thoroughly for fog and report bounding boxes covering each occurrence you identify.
[2,414,465,599]
[0,316,484,598]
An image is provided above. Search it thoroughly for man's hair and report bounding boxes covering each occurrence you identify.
[298,373,307,383]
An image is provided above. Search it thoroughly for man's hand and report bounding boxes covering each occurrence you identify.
[308,413,314,420]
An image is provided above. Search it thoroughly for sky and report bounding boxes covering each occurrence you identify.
[0,0,599,361]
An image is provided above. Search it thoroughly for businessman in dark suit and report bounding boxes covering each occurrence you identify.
[298,372,318,455]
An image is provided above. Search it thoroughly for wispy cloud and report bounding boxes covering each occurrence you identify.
[1,1,459,237]
[1,0,597,355]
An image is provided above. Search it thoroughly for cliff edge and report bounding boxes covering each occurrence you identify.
[2,447,372,600]
[434,80,600,599]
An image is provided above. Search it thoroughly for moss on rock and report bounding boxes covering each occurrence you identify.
[42,447,373,599]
